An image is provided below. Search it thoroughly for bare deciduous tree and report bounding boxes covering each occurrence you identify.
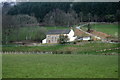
[88,13,92,22]
[43,8,79,27]
[79,12,83,22]
[34,27,47,42]
[93,14,98,22]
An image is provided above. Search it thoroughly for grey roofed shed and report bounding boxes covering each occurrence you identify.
[47,29,71,34]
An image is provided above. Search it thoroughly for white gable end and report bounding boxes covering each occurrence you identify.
[67,29,74,38]
[42,39,46,43]
[67,29,76,41]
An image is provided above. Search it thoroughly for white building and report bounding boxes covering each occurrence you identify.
[77,36,91,41]
[42,29,76,44]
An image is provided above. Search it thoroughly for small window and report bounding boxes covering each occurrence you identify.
[48,40,50,43]
[52,37,54,39]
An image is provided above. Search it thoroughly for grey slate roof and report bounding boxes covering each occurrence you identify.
[47,29,71,34]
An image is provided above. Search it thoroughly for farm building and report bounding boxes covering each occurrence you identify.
[42,29,77,43]
[77,36,91,41]
[74,29,91,41]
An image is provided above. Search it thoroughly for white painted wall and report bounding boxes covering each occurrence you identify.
[67,29,74,37]
[42,39,46,43]
[46,35,59,43]
[83,37,91,40]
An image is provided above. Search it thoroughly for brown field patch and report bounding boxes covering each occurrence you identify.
[91,30,111,39]
[74,29,89,36]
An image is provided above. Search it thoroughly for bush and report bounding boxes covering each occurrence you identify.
[58,35,69,44]
[34,27,47,42]
[88,39,93,41]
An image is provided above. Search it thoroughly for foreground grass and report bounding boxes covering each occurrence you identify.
[0,54,2,79]
[2,54,118,78]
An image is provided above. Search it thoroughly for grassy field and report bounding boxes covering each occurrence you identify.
[2,54,118,78]
[0,54,1,79]
[82,23,118,37]
[2,43,119,54]
[2,23,119,78]
[92,24,118,37]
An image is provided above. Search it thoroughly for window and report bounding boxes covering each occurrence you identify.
[52,36,54,39]
[48,40,50,43]
[47,36,49,38]
[55,37,56,41]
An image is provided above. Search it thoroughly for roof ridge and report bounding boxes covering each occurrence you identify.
[47,29,71,34]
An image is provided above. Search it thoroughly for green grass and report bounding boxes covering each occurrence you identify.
[92,24,118,37]
[82,23,118,37]
[2,54,118,78]
[0,54,2,79]
[2,43,119,54]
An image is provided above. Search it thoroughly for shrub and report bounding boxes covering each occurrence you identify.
[58,34,69,44]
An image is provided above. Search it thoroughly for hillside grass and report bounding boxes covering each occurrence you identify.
[2,43,119,54]
[2,54,118,78]
[82,23,118,37]
[92,24,118,37]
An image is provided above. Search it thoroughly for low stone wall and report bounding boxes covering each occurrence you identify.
[2,51,73,54]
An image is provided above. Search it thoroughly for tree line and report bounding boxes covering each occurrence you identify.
[2,2,120,27]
